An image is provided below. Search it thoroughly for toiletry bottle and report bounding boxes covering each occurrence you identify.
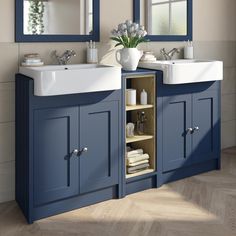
[140,89,147,105]
[136,111,147,135]
[92,41,98,63]
[87,41,98,64]
[184,41,194,59]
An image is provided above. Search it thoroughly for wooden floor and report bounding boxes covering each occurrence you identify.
[1,148,236,236]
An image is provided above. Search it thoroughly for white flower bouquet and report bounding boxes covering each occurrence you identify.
[111,20,148,48]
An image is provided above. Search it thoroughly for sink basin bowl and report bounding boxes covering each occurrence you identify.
[19,64,121,96]
[139,59,223,85]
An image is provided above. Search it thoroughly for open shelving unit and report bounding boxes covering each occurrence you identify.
[125,74,156,180]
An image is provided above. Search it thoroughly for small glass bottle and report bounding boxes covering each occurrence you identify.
[136,111,147,135]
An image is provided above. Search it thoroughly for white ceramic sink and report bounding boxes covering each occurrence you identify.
[139,59,223,85]
[19,64,121,96]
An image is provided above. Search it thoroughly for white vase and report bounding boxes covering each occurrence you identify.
[116,48,143,71]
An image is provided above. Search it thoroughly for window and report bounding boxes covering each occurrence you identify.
[146,0,187,35]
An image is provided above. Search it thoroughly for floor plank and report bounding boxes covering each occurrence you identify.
[1,148,236,236]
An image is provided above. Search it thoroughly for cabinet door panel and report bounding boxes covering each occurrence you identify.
[192,90,220,163]
[162,95,192,172]
[34,107,79,206]
[79,101,119,194]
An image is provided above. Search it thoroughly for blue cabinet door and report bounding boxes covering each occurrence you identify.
[34,107,79,206]
[162,95,192,172]
[79,101,119,194]
[192,90,220,163]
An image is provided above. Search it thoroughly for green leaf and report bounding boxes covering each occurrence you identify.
[110,37,121,42]
[120,36,128,48]
[115,43,123,47]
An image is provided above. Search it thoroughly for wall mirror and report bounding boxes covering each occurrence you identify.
[133,0,192,41]
[15,0,100,42]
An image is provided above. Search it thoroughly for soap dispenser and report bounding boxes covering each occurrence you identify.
[87,40,98,64]
[140,89,147,105]
[184,41,194,59]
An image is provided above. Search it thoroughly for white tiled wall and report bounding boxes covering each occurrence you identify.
[0,0,235,203]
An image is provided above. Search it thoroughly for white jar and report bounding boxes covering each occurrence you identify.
[126,89,136,106]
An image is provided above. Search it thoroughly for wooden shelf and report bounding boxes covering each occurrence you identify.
[126,168,155,179]
[126,104,154,111]
[126,135,154,144]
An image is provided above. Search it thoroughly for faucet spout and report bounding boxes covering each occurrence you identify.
[51,50,77,65]
[160,48,180,60]
[168,48,180,58]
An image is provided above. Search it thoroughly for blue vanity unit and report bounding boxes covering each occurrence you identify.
[15,69,221,223]
[15,73,122,223]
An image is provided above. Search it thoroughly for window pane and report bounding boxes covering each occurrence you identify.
[89,0,93,13]
[152,0,169,3]
[171,1,187,35]
[151,4,170,35]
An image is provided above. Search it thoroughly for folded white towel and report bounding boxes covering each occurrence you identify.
[127,149,143,157]
[127,163,150,174]
[127,160,149,167]
[126,154,150,165]
[24,58,42,63]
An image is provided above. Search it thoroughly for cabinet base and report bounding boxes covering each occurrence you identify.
[126,175,157,196]
[18,186,118,224]
[125,160,220,196]
[160,159,220,185]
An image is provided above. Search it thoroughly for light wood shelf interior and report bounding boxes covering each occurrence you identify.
[126,104,154,111]
[125,75,156,180]
[126,135,154,144]
[126,168,155,179]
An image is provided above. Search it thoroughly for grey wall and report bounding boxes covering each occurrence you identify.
[0,0,235,203]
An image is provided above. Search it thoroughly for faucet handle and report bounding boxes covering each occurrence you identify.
[71,50,76,57]
[160,48,166,54]
[175,48,181,53]
[160,48,169,60]
[66,50,76,57]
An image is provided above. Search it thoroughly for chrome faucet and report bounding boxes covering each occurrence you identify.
[160,48,180,60]
[51,50,76,65]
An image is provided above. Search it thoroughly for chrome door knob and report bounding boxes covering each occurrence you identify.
[187,128,193,133]
[193,126,199,132]
[81,147,88,153]
[78,147,88,156]
[70,149,79,157]
[70,148,88,158]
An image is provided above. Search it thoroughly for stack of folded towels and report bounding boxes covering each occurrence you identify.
[21,53,44,67]
[126,148,150,174]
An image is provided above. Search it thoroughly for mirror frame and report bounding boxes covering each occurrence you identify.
[133,0,192,41]
[15,0,100,42]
